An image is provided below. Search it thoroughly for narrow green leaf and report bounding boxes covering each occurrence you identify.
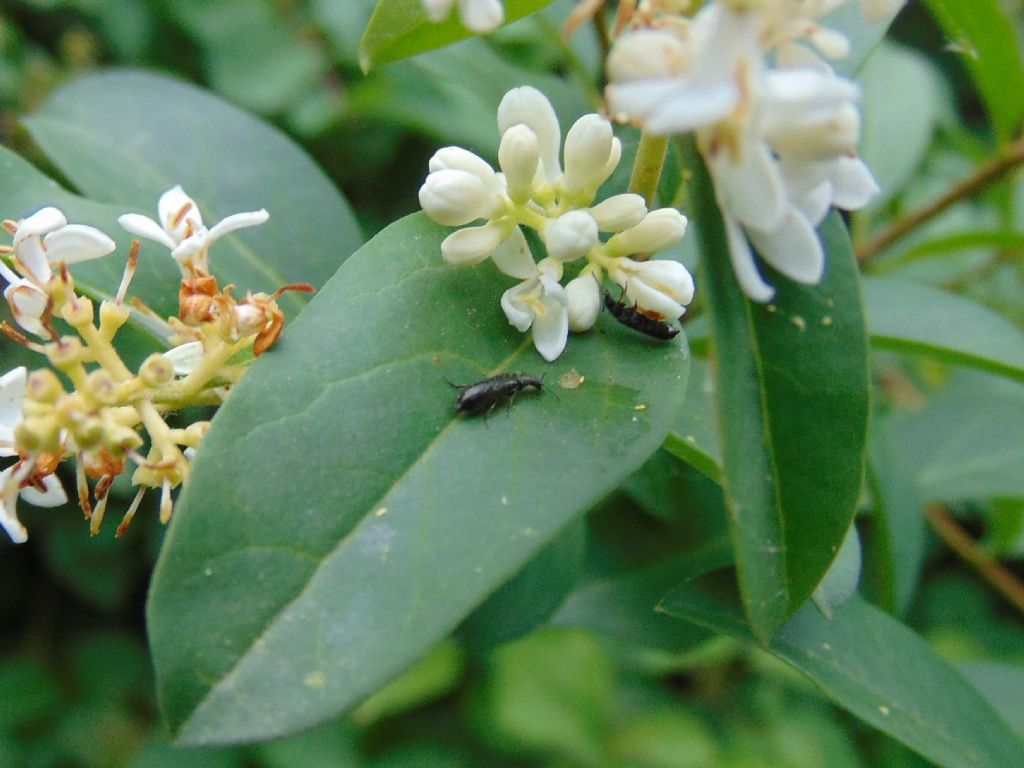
[824,2,906,76]
[810,523,861,619]
[659,585,1024,768]
[876,230,1024,273]
[922,0,1024,142]
[147,213,690,745]
[957,661,1024,740]
[22,70,362,314]
[865,277,1024,383]
[694,165,870,639]
[359,0,555,73]
[664,356,721,483]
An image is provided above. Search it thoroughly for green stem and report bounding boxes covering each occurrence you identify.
[628,132,669,208]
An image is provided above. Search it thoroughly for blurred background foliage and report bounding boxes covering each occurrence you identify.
[1,0,1023,766]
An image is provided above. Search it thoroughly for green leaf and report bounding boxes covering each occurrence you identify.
[824,2,906,76]
[551,538,731,652]
[810,523,861,620]
[694,172,870,639]
[147,213,691,745]
[664,355,721,483]
[859,42,946,208]
[865,277,1024,383]
[879,370,1024,502]
[660,585,1024,768]
[957,661,1024,740]
[922,0,1024,142]
[359,0,555,73]
[22,70,362,314]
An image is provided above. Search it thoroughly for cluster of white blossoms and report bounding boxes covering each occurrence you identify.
[606,0,904,301]
[420,85,694,361]
[0,188,305,543]
[420,0,504,33]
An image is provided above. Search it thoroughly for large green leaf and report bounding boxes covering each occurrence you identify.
[147,213,691,745]
[922,0,1024,142]
[22,70,362,315]
[694,179,870,639]
[359,0,555,73]
[660,583,1024,768]
[663,356,721,483]
[864,277,1024,383]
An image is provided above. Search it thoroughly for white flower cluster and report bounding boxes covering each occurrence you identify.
[421,0,504,33]
[0,189,295,543]
[420,86,694,361]
[606,0,901,301]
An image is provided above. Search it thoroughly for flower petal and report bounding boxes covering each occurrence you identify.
[158,185,203,239]
[0,468,27,544]
[532,291,569,361]
[421,0,455,22]
[119,213,178,250]
[441,223,504,266]
[4,279,49,339]
[490,227,537,279]
[165,341,205,375]
[43,224,116,266]
[0,366,26,456]
[20,473,67,508]
[14,236,51,284]
[706,134,786,232]
[13,207,66,249]
[500,279,537,333]
[206,209,270,245]
[747,207,825,286]
[724,214,774,303]
[497,86,562,183]
[829,155,880,211]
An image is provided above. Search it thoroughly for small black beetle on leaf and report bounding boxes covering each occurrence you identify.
[603,291,680,340]
[446,372,544,417]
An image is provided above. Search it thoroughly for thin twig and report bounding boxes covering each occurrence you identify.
[924,504,1024,617]
[857,136,1024,264]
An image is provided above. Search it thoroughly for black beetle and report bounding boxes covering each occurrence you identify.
[446,372,544,417]
[603,291,680,340]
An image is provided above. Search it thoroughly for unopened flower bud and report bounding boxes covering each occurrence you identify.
[566,274,601,332]
[607,208,688,256]
[590,194,647,232]
[441,223,504,266]
[545,211,598,262]
[184,420,210,446]
[61,295,94,328]
[165,342,203,376]
[139,353,175,387]
[428,147,498,187]
[85,369,118,405]
[563,114,617,201]
[498,86,562,183]
[419,169,504,227]
[607,30,689,82]
[233,305,266,338]
[25,369,64,404]
[498,124,541,204]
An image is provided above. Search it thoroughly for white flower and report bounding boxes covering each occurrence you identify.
[608,258,695,320]
[589,194,647,232]
[0,208,115,336]
[562,114,621,205]
[498,124,541,204]
[419,166,505,227]
[421,0,504,32]
[606,1,880,301]
[119,186,268,276]
[501,260,569,362]
[565,273,601,332]
[0,462,66,544]
[0,367,26,458]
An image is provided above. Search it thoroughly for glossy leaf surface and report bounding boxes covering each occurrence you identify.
[147,213,691,744]
[696,185,870,640]
[359,0,555,72]
[661,584,1024,768]
[23,70,362,315]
